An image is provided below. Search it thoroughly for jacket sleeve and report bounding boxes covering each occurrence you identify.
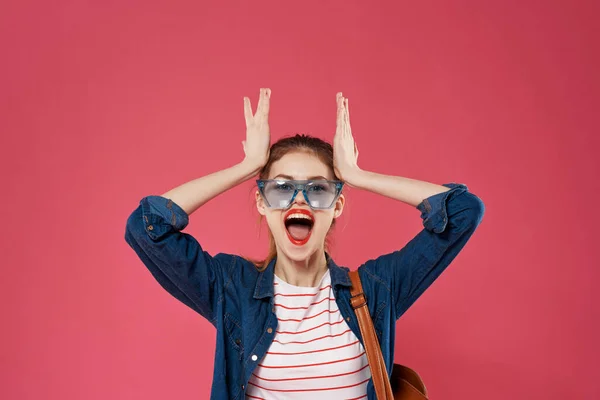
[358,183,485,320]
[124,195,234,325]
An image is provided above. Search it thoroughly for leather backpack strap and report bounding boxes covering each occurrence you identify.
[349,270,394,399]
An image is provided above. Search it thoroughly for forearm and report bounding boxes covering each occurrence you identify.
[347,169,451,208]
[160,159,260,215]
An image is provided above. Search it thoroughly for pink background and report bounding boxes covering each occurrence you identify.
[2,1,598,399]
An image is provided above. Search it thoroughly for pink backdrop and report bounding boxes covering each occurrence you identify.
[2,1,598,399]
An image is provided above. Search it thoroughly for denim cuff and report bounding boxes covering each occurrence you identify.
[416,183,469,233]
[140,195,190,240]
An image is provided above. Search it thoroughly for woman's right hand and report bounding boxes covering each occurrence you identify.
[242,88,271,170]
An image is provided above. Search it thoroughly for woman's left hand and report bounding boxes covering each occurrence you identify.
[333,92,361,185]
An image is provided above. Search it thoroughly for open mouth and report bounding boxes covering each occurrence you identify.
[284,209,315,246]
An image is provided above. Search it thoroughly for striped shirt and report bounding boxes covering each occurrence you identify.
[246,269,371,399]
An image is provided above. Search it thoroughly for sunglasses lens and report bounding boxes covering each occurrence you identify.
[262,181,296,208]
[305,181,339,209]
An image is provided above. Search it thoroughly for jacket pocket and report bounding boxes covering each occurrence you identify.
[224,312,244,356]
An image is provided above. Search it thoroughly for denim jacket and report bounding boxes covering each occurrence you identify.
[124,182,485,399]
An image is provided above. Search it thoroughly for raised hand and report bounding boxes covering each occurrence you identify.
[333,92,360,184]
[242,88,271,170]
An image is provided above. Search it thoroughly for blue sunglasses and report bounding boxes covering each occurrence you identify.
[257,179,344,209]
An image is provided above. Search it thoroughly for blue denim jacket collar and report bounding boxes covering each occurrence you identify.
[253,252,352,299]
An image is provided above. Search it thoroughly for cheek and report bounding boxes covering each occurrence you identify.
[264,213,283,232]
[314,215,334,233]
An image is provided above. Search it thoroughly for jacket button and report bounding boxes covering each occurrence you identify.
[235,338,241,345]
[241,384,245,390]
[346,317,351,321]
[147,225,154,231]
[267,328,273,334]
[251,354,258,361]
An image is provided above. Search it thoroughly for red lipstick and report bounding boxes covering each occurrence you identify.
[283,208,315,246]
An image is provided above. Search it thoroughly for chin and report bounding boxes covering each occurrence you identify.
[277,235,323,262]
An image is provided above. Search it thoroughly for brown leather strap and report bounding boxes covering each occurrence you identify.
[349,270,394,399]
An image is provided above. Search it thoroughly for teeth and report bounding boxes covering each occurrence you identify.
[286,213,313,221]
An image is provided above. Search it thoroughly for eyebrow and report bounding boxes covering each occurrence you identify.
[273,174,330,180]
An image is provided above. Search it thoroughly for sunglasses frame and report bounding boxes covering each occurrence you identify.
[256,179,345,210]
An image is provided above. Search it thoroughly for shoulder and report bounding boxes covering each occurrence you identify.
[357,256,392,294]
[214,253,263,289]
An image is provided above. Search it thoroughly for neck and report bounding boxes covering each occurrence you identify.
[274,248,329,287]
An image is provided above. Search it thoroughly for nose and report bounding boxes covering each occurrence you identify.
[292,190,308,205]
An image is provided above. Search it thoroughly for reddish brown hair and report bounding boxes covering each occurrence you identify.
[249,134,340,271]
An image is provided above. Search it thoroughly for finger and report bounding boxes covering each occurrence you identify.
[345,98,350,121]
[344,98,351,134]
[261,88,271,116]
[336,97,345,132]
[256,88,270,118]
[338,98,348,137]
[243,97,253,126]
[337,93,345,114]
[255,88,264,116]
[336,92,344,118]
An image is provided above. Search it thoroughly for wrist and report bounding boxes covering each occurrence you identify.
[342,167,366,188]
[239,158,265,177]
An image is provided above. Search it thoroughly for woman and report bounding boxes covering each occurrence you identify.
[124,89,485,399]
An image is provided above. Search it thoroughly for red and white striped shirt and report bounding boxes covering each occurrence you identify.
[246,269,371,399]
